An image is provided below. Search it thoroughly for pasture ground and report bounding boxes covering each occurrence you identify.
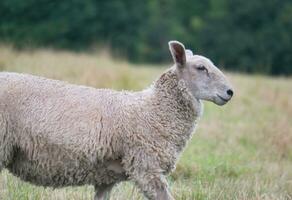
[0,47,291,200]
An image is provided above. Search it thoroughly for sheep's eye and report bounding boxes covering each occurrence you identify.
[196,65,206,71]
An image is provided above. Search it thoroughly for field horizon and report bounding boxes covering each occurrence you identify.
[0,47,291,200]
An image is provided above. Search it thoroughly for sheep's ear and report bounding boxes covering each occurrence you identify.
[185,49,193,58]
[168,41,186,68]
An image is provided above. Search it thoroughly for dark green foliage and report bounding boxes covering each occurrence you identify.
[0,0,291,75]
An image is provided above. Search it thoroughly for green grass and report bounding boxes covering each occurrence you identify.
[0,46,291,199]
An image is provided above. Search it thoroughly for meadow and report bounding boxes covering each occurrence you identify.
[0,47,291,200]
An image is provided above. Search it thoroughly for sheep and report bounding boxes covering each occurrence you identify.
[0,41,233,200]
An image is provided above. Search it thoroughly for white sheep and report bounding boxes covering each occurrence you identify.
[0,41,233,200]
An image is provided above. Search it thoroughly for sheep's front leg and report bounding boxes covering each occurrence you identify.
[124,150,174,200]
[94,183,115,200]
[134,173,174,200]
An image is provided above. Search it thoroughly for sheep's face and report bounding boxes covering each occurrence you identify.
[169,41,233,106]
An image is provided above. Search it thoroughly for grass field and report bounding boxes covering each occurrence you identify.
[0,47,291,200]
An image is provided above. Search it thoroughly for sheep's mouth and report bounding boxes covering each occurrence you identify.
[216,94,229,102]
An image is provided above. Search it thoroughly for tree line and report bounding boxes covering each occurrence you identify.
[0,0,291,75]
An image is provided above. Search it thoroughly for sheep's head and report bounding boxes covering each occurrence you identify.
[169,40,233,106]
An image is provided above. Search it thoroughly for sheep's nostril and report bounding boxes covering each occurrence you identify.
[227,89,233,97]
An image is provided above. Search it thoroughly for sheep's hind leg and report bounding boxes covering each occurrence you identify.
[94,183,115,200]
[0,116,14,171]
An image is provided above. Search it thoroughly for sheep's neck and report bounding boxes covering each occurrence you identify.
[150,69,201,152]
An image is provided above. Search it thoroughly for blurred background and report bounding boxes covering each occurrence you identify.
[0,1,291,200]
[0,0,292,75]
